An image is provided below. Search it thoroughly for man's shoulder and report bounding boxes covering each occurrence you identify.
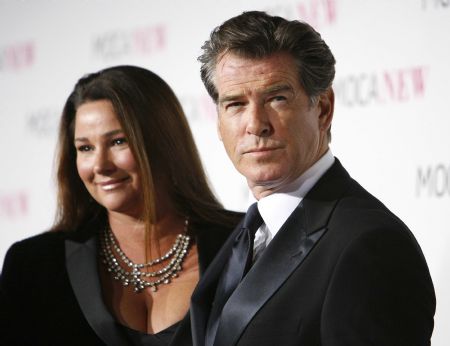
[327,176,422,253]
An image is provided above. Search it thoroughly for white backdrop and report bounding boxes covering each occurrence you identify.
[1,0,449,344]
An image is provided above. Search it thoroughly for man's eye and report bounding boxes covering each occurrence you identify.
[272,96,287,102]
[226,102,244,109]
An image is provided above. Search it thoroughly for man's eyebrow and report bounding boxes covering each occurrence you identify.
[218,93,244,104]
[218,84,294,105]
[263,84,294,95]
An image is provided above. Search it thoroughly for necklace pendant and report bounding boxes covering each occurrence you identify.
[100,219,191,294]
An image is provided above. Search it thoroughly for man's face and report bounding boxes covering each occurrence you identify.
[215,52,333,198]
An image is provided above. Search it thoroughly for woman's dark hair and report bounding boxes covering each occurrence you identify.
[53,65,240,234]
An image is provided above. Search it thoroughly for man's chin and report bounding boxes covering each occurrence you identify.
[246,175,285,193]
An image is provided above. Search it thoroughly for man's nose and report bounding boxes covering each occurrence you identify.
[245,104,273,137]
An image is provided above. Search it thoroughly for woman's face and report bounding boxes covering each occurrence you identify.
[74,100,143,218]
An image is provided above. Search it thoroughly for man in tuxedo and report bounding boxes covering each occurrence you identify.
[190,11,435,346]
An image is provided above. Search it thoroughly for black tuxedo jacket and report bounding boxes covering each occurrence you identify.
[0,221,235,346]
[191,159,436,346]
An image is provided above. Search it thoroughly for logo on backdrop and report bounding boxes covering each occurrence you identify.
[179,94,217,123]
[421,0,450,10]
[25,108,60,137]
[92,24,167,60]
[0,191,28,220]
[334,66,428,107]
[0,41,35,72]
[265,0,337,29]
[416,163,450,197]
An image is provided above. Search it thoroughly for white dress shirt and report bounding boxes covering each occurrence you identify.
[251,150,335,261]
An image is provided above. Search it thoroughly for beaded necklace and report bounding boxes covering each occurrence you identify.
[99,219,191,293]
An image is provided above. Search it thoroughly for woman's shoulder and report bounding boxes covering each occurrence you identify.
[192,210,244,270]
[193,210,244,240]
[4,226,96,260]
[7,231,66,254]
[1,232,66,278]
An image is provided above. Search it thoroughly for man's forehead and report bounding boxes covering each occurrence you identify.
[215,52,299,100]
[216,52,296,75]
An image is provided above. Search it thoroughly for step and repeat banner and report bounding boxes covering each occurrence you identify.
[1,0,449,343]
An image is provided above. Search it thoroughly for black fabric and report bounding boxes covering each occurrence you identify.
[205,203,263,346]
[0,220,239,346]
[122,321,180,346]
[190,158,436,346]
[65,236,130,345]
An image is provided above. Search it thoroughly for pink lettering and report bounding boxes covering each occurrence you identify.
[3,41,34,71]
[383,67,426,102]
[153,25,166,50]
[133,25,166,55]
[383,71,396,100]
[410,66,426,97]
[325,0,337,22]
[297,0,337,28]
[199,95,217,122]
[397,70,408,101]
[0,191,28,219]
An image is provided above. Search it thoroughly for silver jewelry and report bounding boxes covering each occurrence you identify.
[99,219,191,293]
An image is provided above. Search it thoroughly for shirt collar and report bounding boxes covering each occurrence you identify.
[251,149,335,236]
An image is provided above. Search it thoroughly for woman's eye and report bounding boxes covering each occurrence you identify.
[77,145,92,152]
[112,138,127,146]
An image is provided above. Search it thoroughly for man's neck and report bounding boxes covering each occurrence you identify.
[249,147,332,200]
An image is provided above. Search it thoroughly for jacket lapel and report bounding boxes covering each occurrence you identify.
[213,204,327,346]
[190,222,244,346]
[173,223,240,346]
[65,236,130,345]
[213,159,351,346]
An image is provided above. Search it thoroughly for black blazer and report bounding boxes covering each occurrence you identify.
[191,159,436,346]
[0,221,235,346]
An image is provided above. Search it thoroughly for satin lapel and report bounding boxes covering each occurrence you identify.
[214,159,351,346]
[65,237,130,346]
[172,225,239,346]
[214,205,326,346]
[190,222,244,346]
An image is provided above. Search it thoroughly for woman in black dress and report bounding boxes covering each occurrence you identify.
[0,65,242,345]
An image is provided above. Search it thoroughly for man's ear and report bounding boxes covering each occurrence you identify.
[318,88,334,132]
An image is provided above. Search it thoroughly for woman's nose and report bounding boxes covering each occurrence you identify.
[93,149,115,175]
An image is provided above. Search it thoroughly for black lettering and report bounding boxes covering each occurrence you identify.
[334,73,380,108]
[416,164,450,197]
[92,31,130,60]
[25,109,59,136]
[347,75,359,107]
[434,164,449,196]
[417,165,433,196]
[357,73,378,106]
